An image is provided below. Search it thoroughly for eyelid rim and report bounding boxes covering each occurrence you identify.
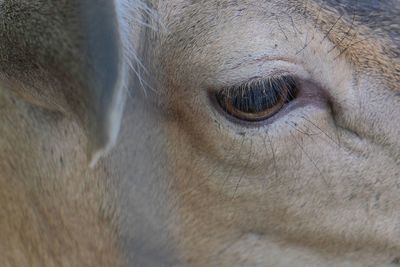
[216,76,296,122]
[208,77,330,129]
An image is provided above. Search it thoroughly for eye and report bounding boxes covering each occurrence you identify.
[216,76,298,122]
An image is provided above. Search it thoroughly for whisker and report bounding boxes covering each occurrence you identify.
[289,131,330,188]
[327,7,356,54]
[263,131,278,187]
[296,31,315,55]
[286,121,318,137]
[334,37,373,60]
[321,14,344,44]
[288,13,302,35]
[275,16,289,41]
[221,136,246,191]
[232,139,253,200]
[300,114,341,147]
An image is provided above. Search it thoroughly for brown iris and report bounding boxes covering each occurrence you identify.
[216,76,297,122]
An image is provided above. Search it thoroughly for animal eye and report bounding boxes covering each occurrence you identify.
[216,76,298,122]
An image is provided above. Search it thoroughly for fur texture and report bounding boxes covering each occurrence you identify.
[0,0,399,266]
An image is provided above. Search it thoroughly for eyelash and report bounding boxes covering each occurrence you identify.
[215,75,298,122]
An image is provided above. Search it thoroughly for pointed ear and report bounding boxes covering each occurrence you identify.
[0,0,129,166]
[79,0,128,166]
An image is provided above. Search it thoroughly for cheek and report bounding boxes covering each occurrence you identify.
[164,89,400,260]
[167,89,332,199]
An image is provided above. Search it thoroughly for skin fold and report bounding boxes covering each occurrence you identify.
[0,0,399,266]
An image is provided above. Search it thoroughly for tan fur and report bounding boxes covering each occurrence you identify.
[0,0,399,266]
[0,89,121,266]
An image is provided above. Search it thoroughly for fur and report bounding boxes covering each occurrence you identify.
[0,0,399,266]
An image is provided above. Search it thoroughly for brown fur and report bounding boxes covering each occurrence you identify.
[0,0,399,266]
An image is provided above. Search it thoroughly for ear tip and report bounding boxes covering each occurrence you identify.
[89,150,103,169]
[87,105,124,168]
[88,144,112,168]
[87,64,128,168]
[87,122,120,168]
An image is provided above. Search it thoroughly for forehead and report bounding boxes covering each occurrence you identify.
[152,0,399,89]
[157,0,399,40]
[156,0,398,55]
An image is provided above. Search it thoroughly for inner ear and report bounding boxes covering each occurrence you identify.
[0,0,129,166]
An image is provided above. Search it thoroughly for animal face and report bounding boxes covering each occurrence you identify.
[0,0,399,266]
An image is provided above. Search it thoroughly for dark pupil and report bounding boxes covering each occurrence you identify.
[231,84,281,113]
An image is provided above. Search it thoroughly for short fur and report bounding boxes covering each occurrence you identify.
[0,0,399,266]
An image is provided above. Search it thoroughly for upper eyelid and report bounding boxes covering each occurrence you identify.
[205,60,310,90]
[218,75,298,94]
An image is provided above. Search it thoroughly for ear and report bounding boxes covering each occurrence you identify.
[0,0,129,166]
[79,0,128,166]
